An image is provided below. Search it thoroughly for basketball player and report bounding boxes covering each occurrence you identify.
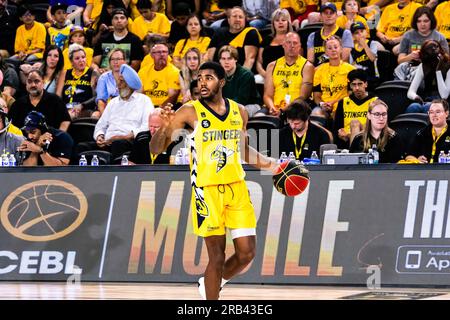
[150,61,278,300]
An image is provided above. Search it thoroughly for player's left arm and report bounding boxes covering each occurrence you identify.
[238,105,277,172]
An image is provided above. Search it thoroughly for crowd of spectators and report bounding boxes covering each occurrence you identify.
[1,0,450,166]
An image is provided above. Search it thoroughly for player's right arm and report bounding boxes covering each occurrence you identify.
[150,103,195,155]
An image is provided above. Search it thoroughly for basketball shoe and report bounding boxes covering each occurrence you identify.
[197,277,226,300]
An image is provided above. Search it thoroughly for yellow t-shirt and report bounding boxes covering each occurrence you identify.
[313,61,355,113]
[337,15,370,33]
[86,0,103,23]
[47,25,72,49]
[190,98,245,187]
[173,37,211,59]
[130,13,171,41]
[272,56,308,111]
[14,22,46,58]
[435,1,450,40]
[280,0,319,14]
[62,47,94,70]
[138,63,181,106]
[376,2,421,38]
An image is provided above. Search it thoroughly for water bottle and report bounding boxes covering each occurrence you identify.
[439,150,446,164]
[372,144,379,164]
[79,155,87,166]
[278,152,288,164]
[174,149,183,165]
[9,154,16,167]
[121,154,129,166]
[91,155,99,166]
[446,151,450,164]
[2,153,9,166]
[368,148,374,164]
[311,151,319,160]
[288,151,296,162]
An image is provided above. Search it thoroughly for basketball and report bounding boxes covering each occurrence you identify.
[272,160,310,197]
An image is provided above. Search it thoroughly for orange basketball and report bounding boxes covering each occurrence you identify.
[273,160,310,197]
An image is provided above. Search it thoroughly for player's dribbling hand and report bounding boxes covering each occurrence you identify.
[159,103,175,128]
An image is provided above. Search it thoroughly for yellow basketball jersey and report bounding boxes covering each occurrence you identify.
[189,99,245,187]
[272,56,308,111]
[342,96,377,133]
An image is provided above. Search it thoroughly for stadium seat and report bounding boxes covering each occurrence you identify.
[376,50,396,83]
[246,116,281,156]
[79,150,112,165]
[374,80,413,122]
[389,114,428,153]
[67,121,96,145]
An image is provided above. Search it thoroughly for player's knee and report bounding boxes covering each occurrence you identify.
[236,249,255,265]
[209,251,226,267]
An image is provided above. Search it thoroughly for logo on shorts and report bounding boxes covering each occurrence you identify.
[211,145,234,173]
[201,120,211,128]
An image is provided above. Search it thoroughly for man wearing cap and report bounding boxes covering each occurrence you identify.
[46,2,72,50]
[18,111,73,166]
[333,68,378,149]
[349,21,380,91]
[93,8,144,71]
[306,2,353,67]
[77,64,154,161]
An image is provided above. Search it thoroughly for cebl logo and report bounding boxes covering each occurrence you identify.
[0,180,88,241]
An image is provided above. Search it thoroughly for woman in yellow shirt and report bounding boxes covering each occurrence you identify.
[172,14,211,69]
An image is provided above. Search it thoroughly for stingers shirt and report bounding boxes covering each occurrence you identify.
[435,1,450,40]
[189,98,245,187]
[376,1,421,38]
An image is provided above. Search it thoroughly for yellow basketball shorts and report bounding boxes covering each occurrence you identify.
[191,180,256,238]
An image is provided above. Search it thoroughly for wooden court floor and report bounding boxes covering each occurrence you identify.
[0,282,449,300]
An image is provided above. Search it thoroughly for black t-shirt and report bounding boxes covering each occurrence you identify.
[277,121,331,160]
[24,127,73,165]
[0,8,19,55]
[208,27,261,66]
[350,131,405,163]
[168,21,189,46]
[94,31,144,69]
[8,91,71,129]
[407,123,450,163]
[261,36,285,70]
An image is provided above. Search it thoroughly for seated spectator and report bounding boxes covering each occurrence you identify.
[0,0,20,58]
[130,0,171,41]
[333,69,378,149]
[62,26,95,71]
[337,0,369,32]
[19,111,73,166]
[263,32,315,117]
[180,47,201,104]
[10,5,46,64]
[47,1,85,27]
[172,14,211,69]
[405,99,450,164]
[77,64,154,161]
[93,7,144,71]
[219,46,262,118]
[40,45,64,94]
[0,107,24,161]
[138,42,181,107]
[129,108,180,164]
[0,69,16,109]
[242,0,274,30]
[397,6,448,67]
[56,43,99,119]
[281,0,317,30]
[9,70,71,132]
[313,36,355,119]
[405,40,450,113]
[46,2,72,51]
[206,6,262,70]
[167,2,191,48]
[95,48,127,117]
[277,99,332,161]
[202,0,227,30]
[435,0,450,44]
[349,21,380,91]
[256,8,293,83]
[189,78,201,100]
[350,99,404,162]
[375,0,421,55]
[306,3,354,67]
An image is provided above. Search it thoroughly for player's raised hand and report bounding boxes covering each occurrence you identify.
[159,103,175,127]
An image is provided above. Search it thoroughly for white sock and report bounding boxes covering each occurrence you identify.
[221,278,229,287]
